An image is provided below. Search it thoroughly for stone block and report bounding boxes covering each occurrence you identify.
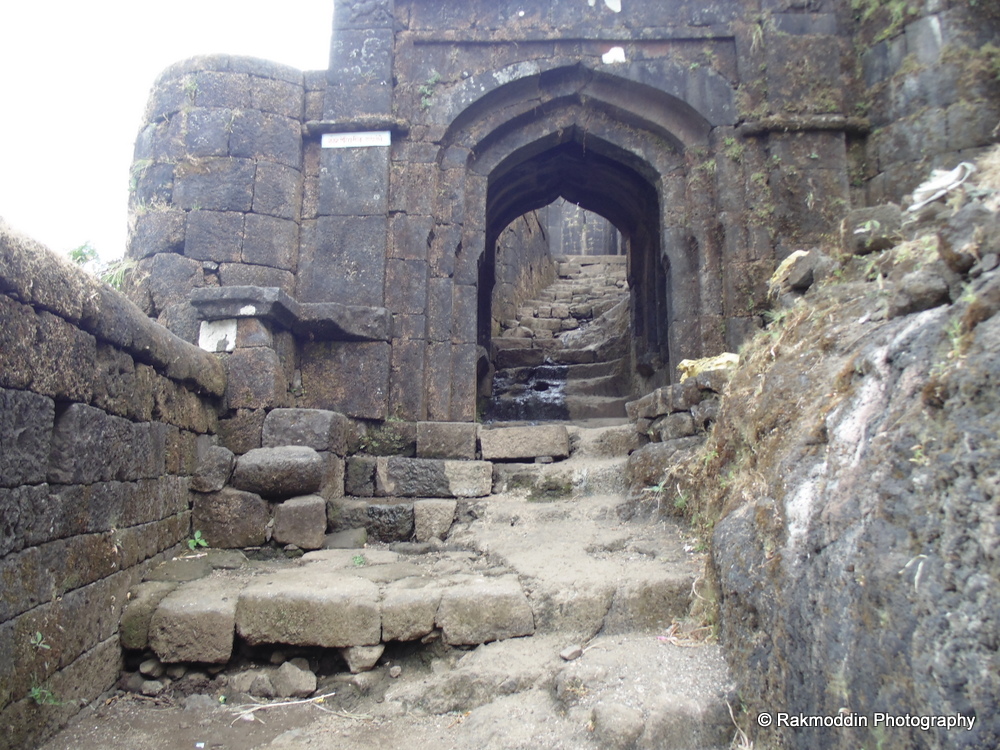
[231,446,324,498]
[237,568,380,647]
[296,216,387,306]
[436,575,534,645]
[324,528,368,548]
[649,413,697,442]
[327,496,370,532]
[691,400,720,431]
[193,70,251,109]
[120,581,178,651]
[602,573,692,633]
[30,311,98,403]
[272,660,318,697]
[841,204,903,255]
[242,214,299,272]
[235,318,274,349]
[149,576,241,664]
[427,277,454,342]
[320,453,346,500]
[345,456,377,497]
[192,488,270,548]
[385,259,428,315]
[0,488,24,557]
[495,348,546,368]
[183,210,243,262]
[413,499,457,542]
[273,495,328,550]
[128,209,186,259]
[217,409,266,455]
[299,341,390,420]
[173,156,255,212]
[388,211,433,260]
[229,110,302,169]
[318,146,389,216]
[389,338,427,421]
[250,76,305,119]
[381,578,442,642]
[375,457,492,498]
[416,422,477,460]
[253,161,303,220]
[341,644,385,674]
[625,439,705,489]
[191,445,235,493]
[367,501,414,542]
[0,388,54,488]
[226,347,286,410]
[263,408,349,454]
[218,263,296,295]
[479,425,571,461]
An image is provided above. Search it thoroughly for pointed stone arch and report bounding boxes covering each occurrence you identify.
[431,63,735,416]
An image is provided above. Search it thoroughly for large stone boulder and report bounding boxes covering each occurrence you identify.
[231,445,324,497]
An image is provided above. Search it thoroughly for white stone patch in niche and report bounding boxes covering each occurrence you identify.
[605,0,622,11]
[239,305,257,316]
[199,319,238,353]
[602,46,627,64]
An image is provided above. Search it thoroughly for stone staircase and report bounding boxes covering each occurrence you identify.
[488,254,632,422]
[108,419,736,750]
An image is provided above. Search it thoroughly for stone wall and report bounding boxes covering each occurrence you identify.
[857,1,1000,204]
[547,199,620,257]
[0,221,224,749]
[490,210,557,337]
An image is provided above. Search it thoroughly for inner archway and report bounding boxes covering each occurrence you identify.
[476,131,667,420]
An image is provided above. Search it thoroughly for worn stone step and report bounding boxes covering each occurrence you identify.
[479,424,572,461]
[567,423,642,459]
[564,372,626,398]
[566,395,630,420]
[448,492,699,639]
[491,455,629,497]
[565,357,625,379]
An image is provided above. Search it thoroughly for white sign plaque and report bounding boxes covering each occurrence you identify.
[321,131,392,149]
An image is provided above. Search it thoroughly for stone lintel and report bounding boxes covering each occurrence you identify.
[304,117,410,139]
[190,286,392,342]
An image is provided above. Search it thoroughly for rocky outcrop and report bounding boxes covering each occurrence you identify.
[660,154,1000,750]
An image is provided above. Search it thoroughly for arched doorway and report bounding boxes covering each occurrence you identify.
[434,65,722,419]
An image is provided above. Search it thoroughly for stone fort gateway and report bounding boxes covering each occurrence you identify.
[2,0,998,747]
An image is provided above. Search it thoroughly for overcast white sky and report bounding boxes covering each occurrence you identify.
[0,1,334,262]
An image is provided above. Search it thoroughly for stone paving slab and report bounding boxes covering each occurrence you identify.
[148,575,243,664]
[236,567,381,648]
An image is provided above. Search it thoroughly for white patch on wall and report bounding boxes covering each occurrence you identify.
[493,61,541,86]
[605,0,622,12]
[199,319,238,353]
[602,46,627,64]
[588,0,596,5]
[239,305,257,316]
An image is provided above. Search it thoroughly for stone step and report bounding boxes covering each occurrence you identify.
[565,357,625,379]
[567,395,630,420]
[491,455,629,497]
[564,372,627,398]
